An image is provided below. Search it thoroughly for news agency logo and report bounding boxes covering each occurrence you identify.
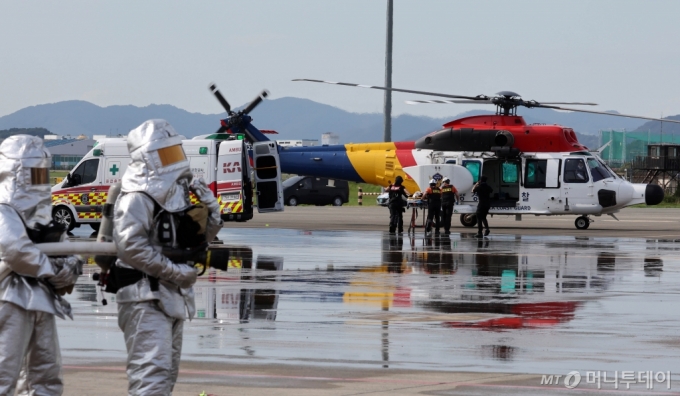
[541,370,672,390]
[541,371,581,389]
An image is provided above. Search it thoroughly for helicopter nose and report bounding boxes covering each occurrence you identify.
[645,184,664,205]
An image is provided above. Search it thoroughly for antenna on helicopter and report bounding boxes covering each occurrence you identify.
[293,79,680,124]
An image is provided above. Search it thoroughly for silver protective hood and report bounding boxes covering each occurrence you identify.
[121,119,192,212]
[0,135,52,228]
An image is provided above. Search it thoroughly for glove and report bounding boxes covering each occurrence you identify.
[168,263,197,289]
[48,256,84,291]
[190,177,220,215]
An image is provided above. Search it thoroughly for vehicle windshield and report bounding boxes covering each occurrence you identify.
[587,157,615,182]
[282,175,305,188]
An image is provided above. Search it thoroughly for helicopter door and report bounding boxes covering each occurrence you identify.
[481,159,519,207]
[524,158,561,211]
[252,142,284,213]
[562,158,594,209]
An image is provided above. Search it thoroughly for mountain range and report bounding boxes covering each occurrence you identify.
[0,98,662,149]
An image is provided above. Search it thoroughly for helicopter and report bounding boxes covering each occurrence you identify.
[209,81,679,230]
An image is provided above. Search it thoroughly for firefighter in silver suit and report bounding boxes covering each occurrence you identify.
[0,135,82,395]
[113,120,223,395]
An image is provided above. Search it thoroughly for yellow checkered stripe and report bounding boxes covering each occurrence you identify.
[228,258,242,269]
[52,192,107,220]
[189,192,243,214]
[52,192,107,206]
[78,212,102,219]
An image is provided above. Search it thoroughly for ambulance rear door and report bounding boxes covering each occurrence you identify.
[252,141,284,213]
[217,139,253,221]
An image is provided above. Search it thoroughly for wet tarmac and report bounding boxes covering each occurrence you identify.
[61,227,679,385]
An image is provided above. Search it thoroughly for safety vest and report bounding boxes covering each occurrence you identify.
[427,187,441,206]
[441,185,455,204]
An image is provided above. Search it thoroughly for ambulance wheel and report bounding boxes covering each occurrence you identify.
[332,196,343,206]
[287,196,298,206]
[89,223,100,232]
[53,206,76,231]
[460,214,477,227]
[575,216,590,230]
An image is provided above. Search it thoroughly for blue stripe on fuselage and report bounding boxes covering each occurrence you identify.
[278,145,364,182]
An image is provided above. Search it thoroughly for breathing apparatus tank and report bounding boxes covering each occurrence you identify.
[90,182,229,275]
[94,182,122,272]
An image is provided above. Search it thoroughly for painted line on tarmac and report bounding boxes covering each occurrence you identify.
[63,365,502,386]
[62,365,680,394]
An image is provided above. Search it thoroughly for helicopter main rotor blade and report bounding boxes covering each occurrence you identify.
[242,90,269,114]
[209,83,233,115]
[536,102,598,106]
[293,79,487,101]
[406,99,491,105]
[406,99,598,106]
[215,125,228,134]
[536,104,680,124]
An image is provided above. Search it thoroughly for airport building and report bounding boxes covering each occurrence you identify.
[45,137,96,170]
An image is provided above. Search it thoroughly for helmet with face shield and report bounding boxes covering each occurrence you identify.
[0,135,52,227]
[121,119,193,212]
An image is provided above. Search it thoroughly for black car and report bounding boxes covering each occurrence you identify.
[283,176,349,206]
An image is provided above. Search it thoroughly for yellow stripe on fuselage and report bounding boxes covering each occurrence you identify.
[344,142,419,193]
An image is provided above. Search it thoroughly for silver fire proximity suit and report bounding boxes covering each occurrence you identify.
[0,135,82,396]
[113,120,222,395]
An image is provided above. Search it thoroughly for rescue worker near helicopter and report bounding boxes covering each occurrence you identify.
[472,175,493,237]
[423,179,442,234]
[112,120,223,395]
[0,135,83,395]
[387,175,409,234]
[440,177,460,235]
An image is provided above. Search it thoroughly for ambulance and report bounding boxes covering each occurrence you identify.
[50,135,283,231]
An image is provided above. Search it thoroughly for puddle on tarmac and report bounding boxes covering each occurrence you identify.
[60,229,680,377]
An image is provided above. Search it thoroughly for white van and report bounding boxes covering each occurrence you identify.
[51,136,283,231]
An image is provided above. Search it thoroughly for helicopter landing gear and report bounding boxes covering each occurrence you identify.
[574,216,591,230]
[460,214,477,227]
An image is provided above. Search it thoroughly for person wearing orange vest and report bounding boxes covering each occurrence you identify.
[440,177,460,235]
[423,179,442,234]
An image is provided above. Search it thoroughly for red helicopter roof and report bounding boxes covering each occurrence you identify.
[439,115,589,152]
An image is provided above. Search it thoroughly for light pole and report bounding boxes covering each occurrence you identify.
[383,0,393,142]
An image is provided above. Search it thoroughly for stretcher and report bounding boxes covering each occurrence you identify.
[406,199,429,234]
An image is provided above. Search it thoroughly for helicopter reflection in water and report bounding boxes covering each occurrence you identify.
[69,247,284,326]
[345,233,666,331]
[189,248,283,323]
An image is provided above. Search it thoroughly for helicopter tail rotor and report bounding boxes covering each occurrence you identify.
[208,83,272,141]
[242,90,270,115]
[209,83,233,116]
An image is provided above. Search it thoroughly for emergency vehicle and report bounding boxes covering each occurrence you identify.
[51,135,283,231]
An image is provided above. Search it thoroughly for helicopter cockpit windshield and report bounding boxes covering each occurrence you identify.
[586,157,615,182]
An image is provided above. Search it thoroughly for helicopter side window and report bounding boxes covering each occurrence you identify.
[564,159,589,183]
[587,158,614,182]
[462,160,481,182]
[502,162,518,183]
[524,159,547,188]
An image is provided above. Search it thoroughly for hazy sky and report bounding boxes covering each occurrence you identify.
[1,0,679,120]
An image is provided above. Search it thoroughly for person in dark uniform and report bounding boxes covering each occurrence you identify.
[423,179,441,234]
[387,176,409,234]
[472,176,493,237]
[440,177,460,235]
